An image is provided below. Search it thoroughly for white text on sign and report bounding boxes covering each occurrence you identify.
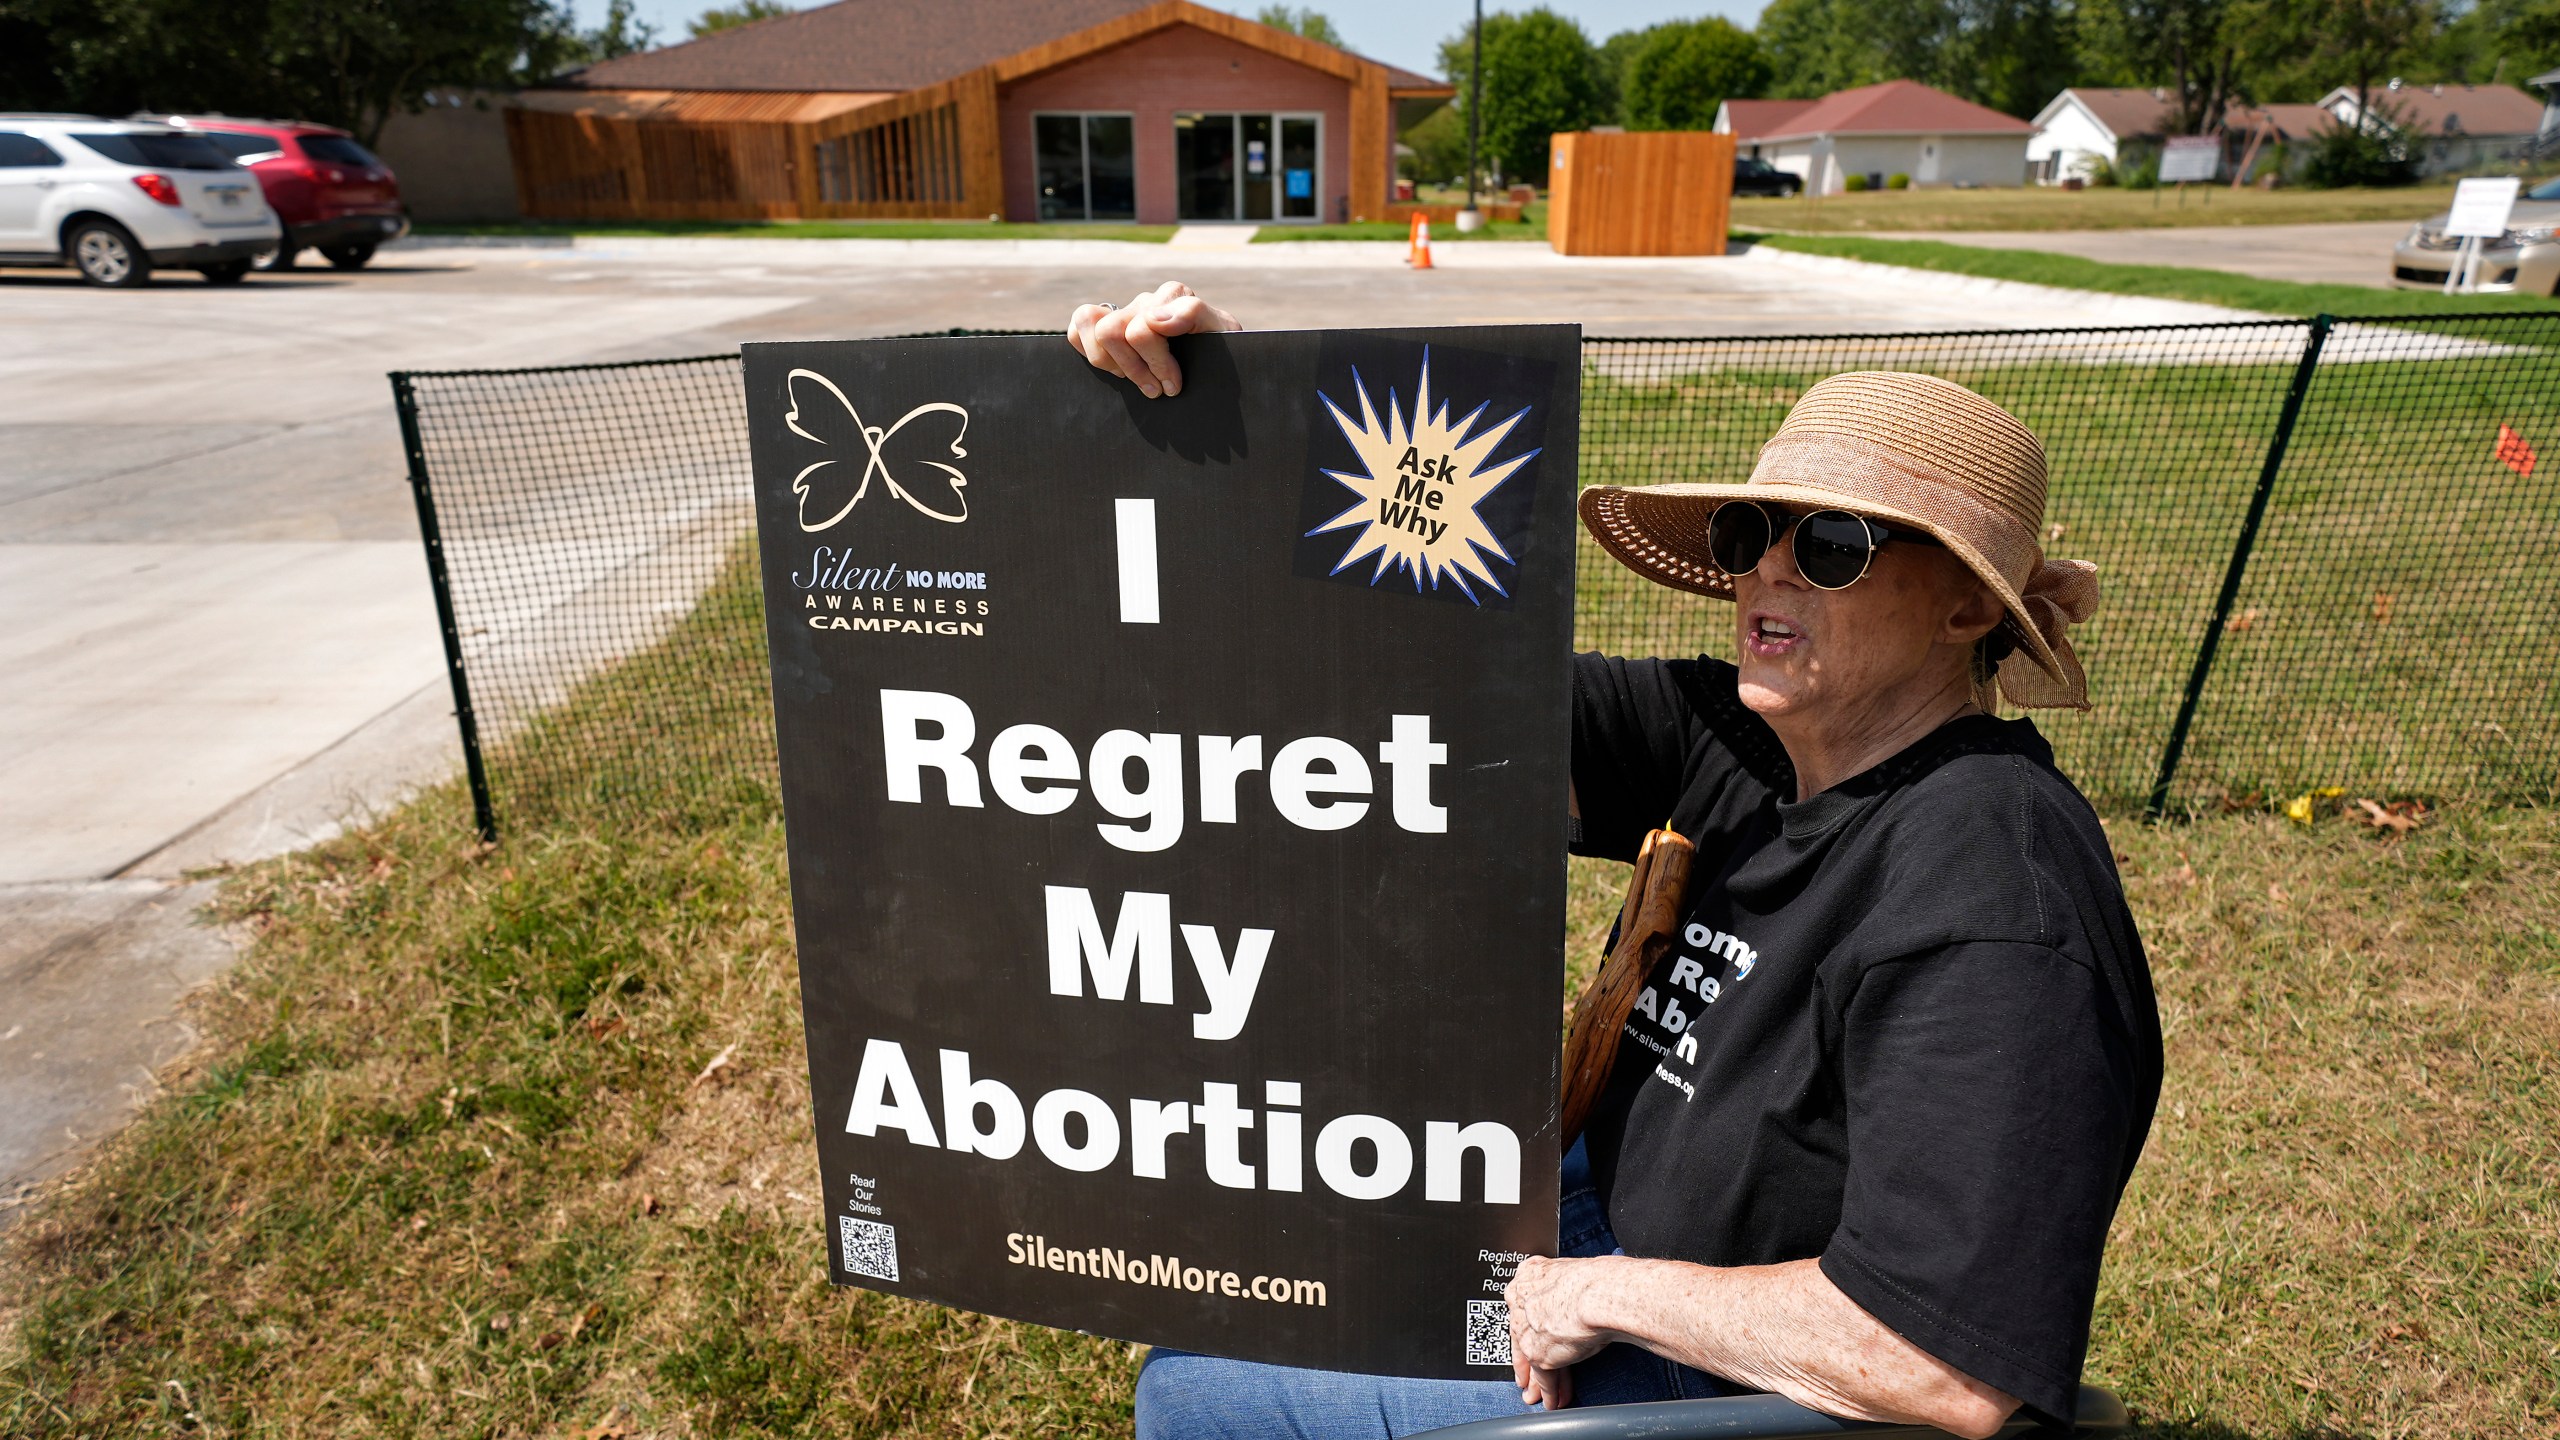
[879,689,1450,852]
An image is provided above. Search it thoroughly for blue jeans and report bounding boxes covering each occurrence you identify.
[1133,1141,1736,1440]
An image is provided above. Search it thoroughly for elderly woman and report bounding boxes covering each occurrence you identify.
[1068,286,2162,1440]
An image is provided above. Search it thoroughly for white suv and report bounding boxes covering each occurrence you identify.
[0,114,283,286]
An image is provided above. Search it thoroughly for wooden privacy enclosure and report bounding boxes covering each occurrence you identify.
[505,73,1004,222]
[1546,132,1735,257]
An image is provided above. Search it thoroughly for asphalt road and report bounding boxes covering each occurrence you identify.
[0,232,2277,1212]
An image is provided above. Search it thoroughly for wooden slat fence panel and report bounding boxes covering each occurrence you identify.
[1547,131,1733,256]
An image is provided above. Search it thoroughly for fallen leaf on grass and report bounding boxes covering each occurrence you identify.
[2227,607,2263,634]
[569,1301,607,1339]
[690,1043,739,1090]
[2268,882,2289,905]
[2370,591,2394,623]
[584,1016,626,1041]
[2282,786,2345,825]
[2169,863,2197,887]
[2350,798,2428,834]
[2046,521,2067,542]
[639,1192,660,1217]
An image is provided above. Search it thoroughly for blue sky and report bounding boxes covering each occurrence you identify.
[570,1,1767,77]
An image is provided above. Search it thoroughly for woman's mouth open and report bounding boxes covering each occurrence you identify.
[1744,612,1805,658]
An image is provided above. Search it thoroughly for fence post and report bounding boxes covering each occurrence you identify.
[392,373,499,844]
[2145,313,2335,820]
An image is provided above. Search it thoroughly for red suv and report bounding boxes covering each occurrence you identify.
[151,116,408,269]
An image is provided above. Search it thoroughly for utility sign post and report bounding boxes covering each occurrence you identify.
[2159,135,2220,207]
[743,327,1580,1378]
[2443,177,2522,294]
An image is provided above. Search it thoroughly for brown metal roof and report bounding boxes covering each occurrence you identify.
[2061,87,2173,140]
[2228,102,2334,139]
[557,0,1160,92]
[1719,98,1818,140]
[2347,82,2547,136]
[1756,80,2032,142]
[554,0,1433,96]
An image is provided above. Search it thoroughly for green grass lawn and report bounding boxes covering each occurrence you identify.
[1577,343,2560,812]
[1732,181,2494,233]
[1,554,2552,1435]
[1739,231,2560,317]
[413,219,1177,243]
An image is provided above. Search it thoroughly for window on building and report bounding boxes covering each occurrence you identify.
[1035,113,1137,222]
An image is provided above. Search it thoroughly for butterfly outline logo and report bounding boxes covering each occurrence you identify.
[784,367,971,531]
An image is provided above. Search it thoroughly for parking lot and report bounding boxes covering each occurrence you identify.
[0,235,2274,1203]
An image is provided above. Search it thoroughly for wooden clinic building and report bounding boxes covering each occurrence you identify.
[508,0,1452,225]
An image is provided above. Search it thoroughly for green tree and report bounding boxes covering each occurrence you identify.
[1950,0,2078,118]
[1596,25,1650,121]
[690,0,792,39]
[0,0,586,144]
[2329,0,2439,119]
[1255,5,1345,46]
[2076,0,2241,132]
[2428,0,2560,83]
[1439,8,1610,183]
[1622,18,1769,129]
[1400,102,1469,183]
[576,0,658,60]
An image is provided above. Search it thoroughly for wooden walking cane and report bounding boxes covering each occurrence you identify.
[1559,826,1695,1146]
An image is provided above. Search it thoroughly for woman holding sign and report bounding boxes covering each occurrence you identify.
[1069,288,2160,1440]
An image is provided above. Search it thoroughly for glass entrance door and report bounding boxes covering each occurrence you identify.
[1278,116,1317,219]
[1176,113,1320,221]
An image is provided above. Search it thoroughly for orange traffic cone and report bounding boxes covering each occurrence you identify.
[1406,214,1433,269]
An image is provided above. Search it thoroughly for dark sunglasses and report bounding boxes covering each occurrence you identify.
[1705,501,1942,591]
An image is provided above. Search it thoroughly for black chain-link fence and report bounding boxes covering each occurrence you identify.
[393,315,2559,836]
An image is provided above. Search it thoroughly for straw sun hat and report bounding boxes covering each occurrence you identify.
[1580,371,2101,711]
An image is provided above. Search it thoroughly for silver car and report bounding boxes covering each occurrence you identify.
[2392,174,2560,296]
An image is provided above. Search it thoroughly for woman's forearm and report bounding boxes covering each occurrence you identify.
[1544,1255,2020,1437]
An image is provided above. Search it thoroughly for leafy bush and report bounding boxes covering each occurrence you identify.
[2303,123,2418,188]
[1843,172,1870,192]
[2079,154,2119,187]
[1886,172,1911,189]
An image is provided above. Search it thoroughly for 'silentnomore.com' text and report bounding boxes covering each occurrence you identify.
[1006,1232,1327,1306]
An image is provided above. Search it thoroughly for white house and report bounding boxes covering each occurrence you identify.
[2318,80,2549,175]
[2025,87,2173,183]
[1713,80,2031,194]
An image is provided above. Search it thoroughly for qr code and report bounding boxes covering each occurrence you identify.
[1464,1300,1512,1366]
[837,1216,899,1282]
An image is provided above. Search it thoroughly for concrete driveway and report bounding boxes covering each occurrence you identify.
[0,234,2270,1214]
[1860,219,2414,288]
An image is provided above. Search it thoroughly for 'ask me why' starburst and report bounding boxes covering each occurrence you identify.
[1307,349,1540,604]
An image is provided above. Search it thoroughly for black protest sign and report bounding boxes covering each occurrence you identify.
[743,326,1579,1379]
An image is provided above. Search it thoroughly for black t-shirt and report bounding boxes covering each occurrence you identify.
[1570,652,2162,1427]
